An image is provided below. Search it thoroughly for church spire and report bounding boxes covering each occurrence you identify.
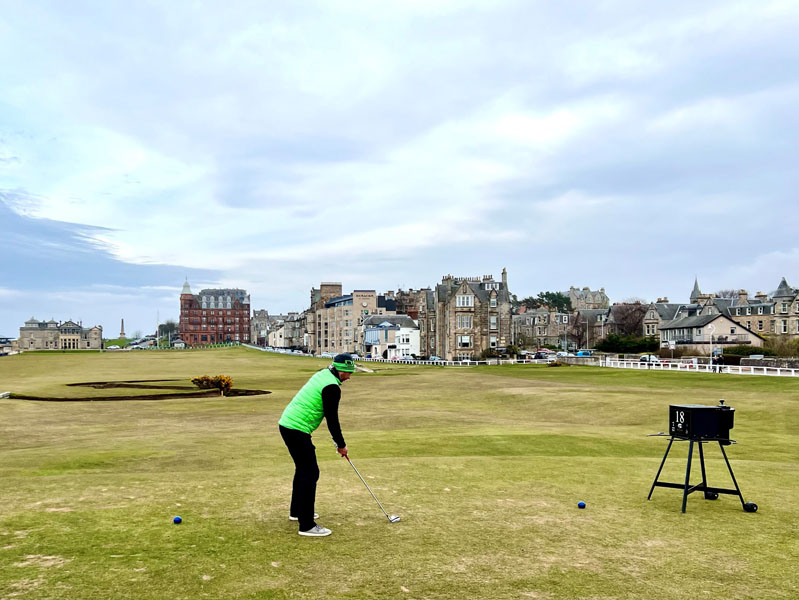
[690,277,701,303]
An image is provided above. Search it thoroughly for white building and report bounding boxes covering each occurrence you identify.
[363,315,420,359]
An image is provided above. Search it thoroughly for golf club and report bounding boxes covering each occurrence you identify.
[342,454,401,523]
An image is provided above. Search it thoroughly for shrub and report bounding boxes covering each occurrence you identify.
[191,375,234,396]
[722,345,774,357]
[595,334,659,353]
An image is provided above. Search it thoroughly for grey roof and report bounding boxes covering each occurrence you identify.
[436,279,511,305]
[712,298,733,313]
[363,315,418,329]
[425,290,435,311]
[653,303,683,320]
[771,277,796,298]
[659,313,722,330]
[576,309,608,319]
[198,288,249,304]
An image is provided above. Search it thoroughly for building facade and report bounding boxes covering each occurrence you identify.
[363,315,420,359]
[178,281,251,346]
[725,278,799,338]
[251,309,270,346]
[18,318,103,350]
[308,283,397,355]
[417,269,513,361]
[568,286,610,310]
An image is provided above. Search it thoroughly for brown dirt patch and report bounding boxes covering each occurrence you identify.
[11,379,271,401]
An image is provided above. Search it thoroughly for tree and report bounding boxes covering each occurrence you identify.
[715,289,739,298]
[158,320,178,337]
[611,303,647,336]
[570,318,589,349]
[517,291,573,313]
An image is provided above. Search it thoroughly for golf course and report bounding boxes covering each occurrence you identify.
[1,347,797,599]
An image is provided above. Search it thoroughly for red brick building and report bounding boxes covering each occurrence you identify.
[178,281,251,346]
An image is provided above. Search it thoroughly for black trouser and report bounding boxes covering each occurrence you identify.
[279,425,319,531]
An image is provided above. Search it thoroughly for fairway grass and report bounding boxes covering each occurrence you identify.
[1,348,797,599]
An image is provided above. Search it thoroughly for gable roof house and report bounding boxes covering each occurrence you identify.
[659,312,763,352]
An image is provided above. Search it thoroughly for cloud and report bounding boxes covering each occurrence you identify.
[1,0,798,335]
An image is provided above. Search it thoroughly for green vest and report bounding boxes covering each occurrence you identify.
[279,368,341,434]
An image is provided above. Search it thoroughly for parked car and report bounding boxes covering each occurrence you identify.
[576,350,592,357]
[107,345,120,350]
[429,355,442,361]
[350,353,360,359]
[320,352,336,358]
[639,354,661,363]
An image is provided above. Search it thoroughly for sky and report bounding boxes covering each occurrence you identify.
[2,0,799,338]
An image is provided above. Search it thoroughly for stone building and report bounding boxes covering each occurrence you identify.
[251,309,270,346]
[307,283,397,355]
[417,269,513,361]
[511,307,571,350]
[178,281,251,346]
[18,318,103,350]
[725,278,799,338]
[568,286,610,310]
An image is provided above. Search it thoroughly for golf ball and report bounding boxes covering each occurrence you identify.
[577,501,586,509]
[173,516,182,524]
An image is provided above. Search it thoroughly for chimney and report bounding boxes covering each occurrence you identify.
[738,289,749,304]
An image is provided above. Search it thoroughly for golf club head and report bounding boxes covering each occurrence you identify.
[388,514,401,523]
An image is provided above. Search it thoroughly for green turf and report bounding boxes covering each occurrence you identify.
[1,348,797,599]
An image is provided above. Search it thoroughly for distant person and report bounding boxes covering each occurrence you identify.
[711,355,718,372]
[278,353,355,537]
[717,354,724,373]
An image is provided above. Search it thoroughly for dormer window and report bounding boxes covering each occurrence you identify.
[490,297,497,308]
[456,294,474,307]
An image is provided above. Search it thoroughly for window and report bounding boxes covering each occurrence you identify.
[597,315,603,322]
[456,295,474,307]
[746,320,751,329]
[758,320,763,331]
[782,303,788,313]
[758,306,763,315]
[746,307,751,315]
[457,315,473,329]
[730,327,736,334]
[696,328,702,337]
[490,335,497,347]
[490,297,497,308]
[457,335,472,348]
[782,320,788,333]
[490,316,497,330]
[736,308,741,316]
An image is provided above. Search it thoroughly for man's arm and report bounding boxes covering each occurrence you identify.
[322,384,346,453]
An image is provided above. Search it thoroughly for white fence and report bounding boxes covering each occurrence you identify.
[243,345,799,378]
[604,359,799,377]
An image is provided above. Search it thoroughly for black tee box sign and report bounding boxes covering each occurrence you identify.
[669,403,735,443]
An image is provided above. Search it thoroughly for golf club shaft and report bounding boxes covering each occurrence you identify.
[345,456,392,519]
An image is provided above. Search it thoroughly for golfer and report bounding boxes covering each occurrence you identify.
[278,353,355,537]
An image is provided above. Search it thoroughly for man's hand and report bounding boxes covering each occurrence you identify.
[336,446,349,458]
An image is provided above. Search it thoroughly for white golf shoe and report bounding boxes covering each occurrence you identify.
[298,525,332,537]
[289,513,319,521]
